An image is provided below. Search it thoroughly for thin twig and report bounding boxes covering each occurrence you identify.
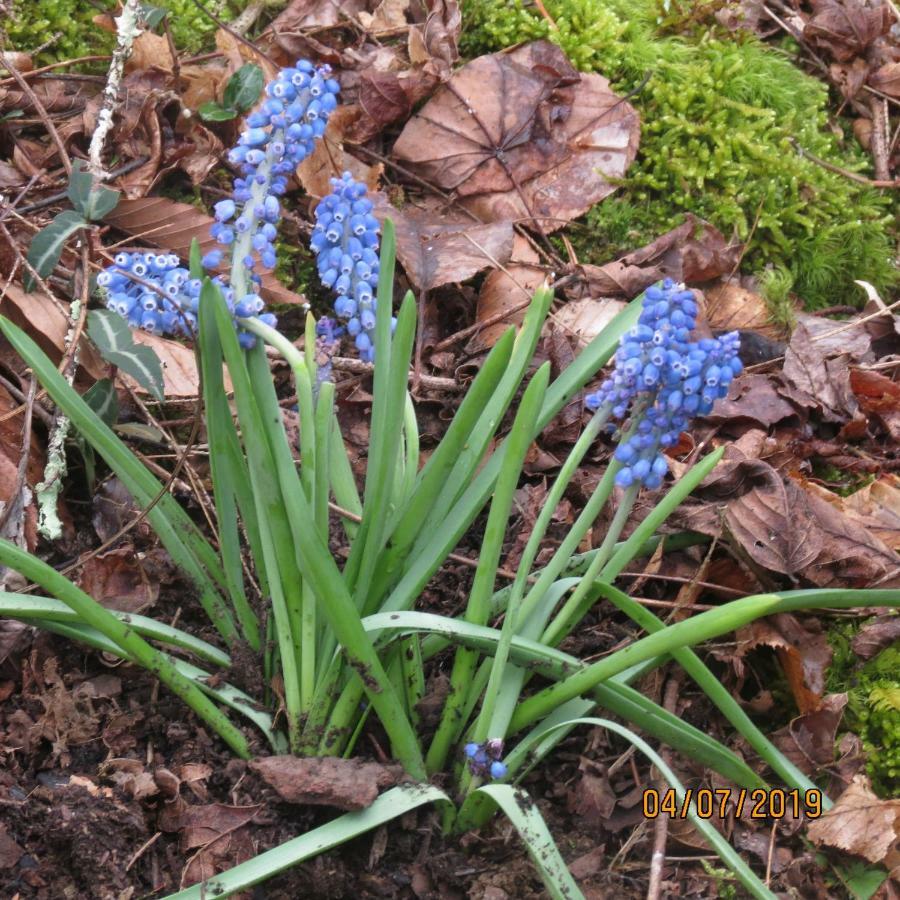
[790,139,899,188]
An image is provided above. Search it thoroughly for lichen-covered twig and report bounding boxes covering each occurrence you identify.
[88,0,142,177]
[37,0,143,539]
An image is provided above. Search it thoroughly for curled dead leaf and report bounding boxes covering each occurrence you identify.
[808,775,900,864]
[393,41,639,233]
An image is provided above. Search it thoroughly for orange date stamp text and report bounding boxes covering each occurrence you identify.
[641,787,823,820]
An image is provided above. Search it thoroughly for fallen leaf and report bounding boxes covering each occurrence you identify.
[735,829,793,873]
[467,233,545,351]
[772,694,848,774]
[373,194,514,291]
[869,61,900,97]
[705,282,782,339]
[78,548,159,614]
[359,0,410,34]
[166,802,261,888]
[296,106,383,199]
[850,367,900,440]
[250,756,405,810]
[804,0,892,62]
[723,462,823,576]
[0,283,106,379]
[571,217,740,299]
[393,41,639,234]
[552,298,626,345]
[783,320,869,423]
[824,476,900,551]
[704,374,801,428]
[103,197,304,306]
[100,758,160,801]
[851,615,900,659]
[0,826,24,869]
[735,614,833,713]
[808,775,900,863]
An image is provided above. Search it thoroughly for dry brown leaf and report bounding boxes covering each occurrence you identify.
[393,41,639,234]
[250,756,404,810]
[810,476,900,551]
[869,61,900,96]
[296,106,383,198]
[704,373,801,428]
[804,0,892,61]
[851,615,900,659]
[723,464,823,575]
[103,197,305,306]
[372,195,514,291]
[571,217,740,299]
[783,320,869,423]
[0,284,105,378]
[705,282,782,339]
[78,548,159,615]
[359,0,410,33]
[808,775,900,863]
[467,233,544,351]
[850,367,900,440]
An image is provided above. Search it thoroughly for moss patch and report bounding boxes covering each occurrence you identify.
[4,0,245,64]
[827,622,900,797]
[462,0,897,308]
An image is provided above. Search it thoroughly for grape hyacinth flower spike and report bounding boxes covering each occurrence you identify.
[585,279,742,491]
[98,251,278,348]
[214,60,340,303]
[311,172,385,363]
[98,59,337,349]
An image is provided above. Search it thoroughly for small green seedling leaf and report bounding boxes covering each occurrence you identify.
[139,2,169,29]
[87,309,165,401]
[66,160,94,217]
[83,378,119,427]
[24,210,86,291]
[224,63,264,113]
[65,160,120,221]
[198,102,238,122]
[189,237,204,279]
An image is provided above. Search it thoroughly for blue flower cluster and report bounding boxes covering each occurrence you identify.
[98,59,339,346]
[586,279,742,490]
[98,251,276,348]
[212,61,340,280]
[311,172,383,363]
[464,739,508,780]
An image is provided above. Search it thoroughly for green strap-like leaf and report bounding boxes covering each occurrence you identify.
[473,784,585,900]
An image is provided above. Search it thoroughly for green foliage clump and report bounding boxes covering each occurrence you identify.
[4,0,114,63]
[828,625,900,797]
[3,0,243,63]
[462,0,898,308]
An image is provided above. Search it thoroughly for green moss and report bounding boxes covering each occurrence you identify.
[758,265,796,332]
[3,0,246,64]
[827,623,900,797]
[462,0,898,308]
